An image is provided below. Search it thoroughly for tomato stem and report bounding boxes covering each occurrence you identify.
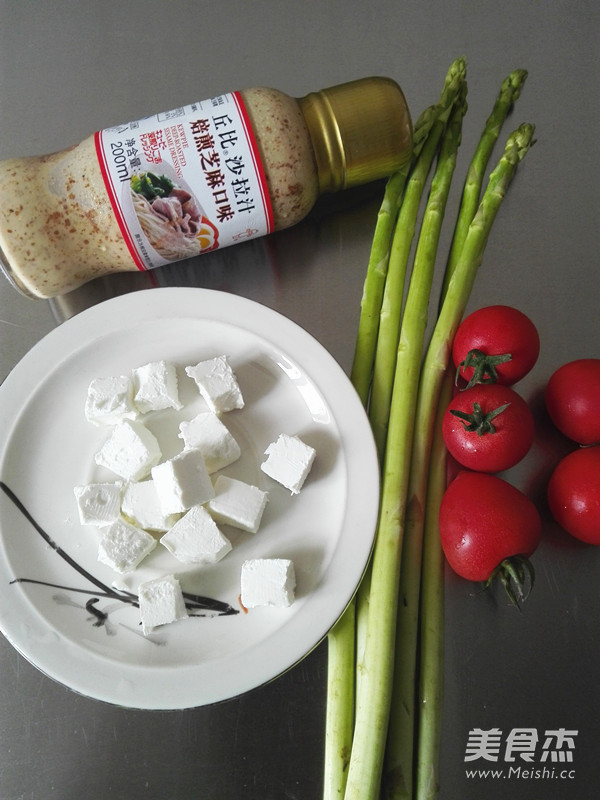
[449,400,510,435]
[486,555,535,607]
[457,348,512,388]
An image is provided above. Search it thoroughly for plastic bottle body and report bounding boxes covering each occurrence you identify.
[0,79,410,298]
[0,88,320,298]
[242,87,319,231]
[0,138,135,297]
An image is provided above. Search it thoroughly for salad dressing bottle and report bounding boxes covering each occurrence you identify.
[0,77,412,298]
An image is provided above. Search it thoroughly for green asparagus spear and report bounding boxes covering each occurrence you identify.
[381,83,468,800]
[346,122,534,800]
[369,58,467,457]
[414,368,453,800]
[351,58,468,409]
[343,72,468,800]
[443,68,528,291]
[414,74,529,800]
[323,603,355,800]
[324,62,468,800]
[395,122,536,800]
[327,59,535,800]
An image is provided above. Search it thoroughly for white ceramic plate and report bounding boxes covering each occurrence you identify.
[0,288,379,709]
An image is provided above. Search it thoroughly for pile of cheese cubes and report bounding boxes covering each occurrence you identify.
[74,356,315,635]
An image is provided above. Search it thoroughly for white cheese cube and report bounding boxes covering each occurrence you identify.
[185,355,244,414]
[240,558,296,608]
[121,480,180,532]
[97,518,157,574]
[178,411,241,473]
[132,360,182,414]
[73,482,123,526]
[151,448,215,515]
[138,574,188,635]
[206,475,268,534]
[85,375,137,425]
[260,434,316,494]
[94,420,162,482]
[160,505,232,564]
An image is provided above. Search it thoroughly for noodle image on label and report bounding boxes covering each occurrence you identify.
[95,93,273,272]
[128,168,219,261]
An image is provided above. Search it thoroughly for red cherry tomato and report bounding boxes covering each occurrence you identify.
[547,446,600,544]
[442,384,534,472]
[545,358,600,445]
[439,471,541,583]
[453,305,540,387]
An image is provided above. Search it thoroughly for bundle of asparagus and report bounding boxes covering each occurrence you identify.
[323,59,534,800]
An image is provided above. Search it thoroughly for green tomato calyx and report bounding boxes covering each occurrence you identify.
[457,348,512,388]
[486,555,535,608]
[450,401,511,435]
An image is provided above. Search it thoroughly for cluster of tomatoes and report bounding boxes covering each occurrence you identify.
[545,360,600,543]
[437,304,600,603]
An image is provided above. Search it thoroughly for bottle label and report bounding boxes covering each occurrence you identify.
[94,92,274,271]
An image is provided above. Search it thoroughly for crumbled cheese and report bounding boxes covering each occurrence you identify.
[207,475,268,534]
[185,355,244,414]
[73,482,123,526]
[178,411,241,473]
[138,574,188,635]
[160,504,232,564]
[240,558,296,608]
[132,360,182,414]
[151,448,215,515]
[85,375,137,425]
[261,433,316,494]
[94,419,162,481]
[97,518,157,574]
[121,479,180,532]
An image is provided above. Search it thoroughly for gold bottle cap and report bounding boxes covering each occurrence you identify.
[298,76,413,194]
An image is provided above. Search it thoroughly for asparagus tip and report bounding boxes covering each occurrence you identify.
[507,122,536,160]
[501,68,529,103]
[446,56,468,83]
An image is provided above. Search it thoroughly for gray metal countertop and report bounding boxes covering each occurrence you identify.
[1,2,599,798]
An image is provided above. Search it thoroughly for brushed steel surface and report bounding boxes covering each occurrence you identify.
[1,2,599,798]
